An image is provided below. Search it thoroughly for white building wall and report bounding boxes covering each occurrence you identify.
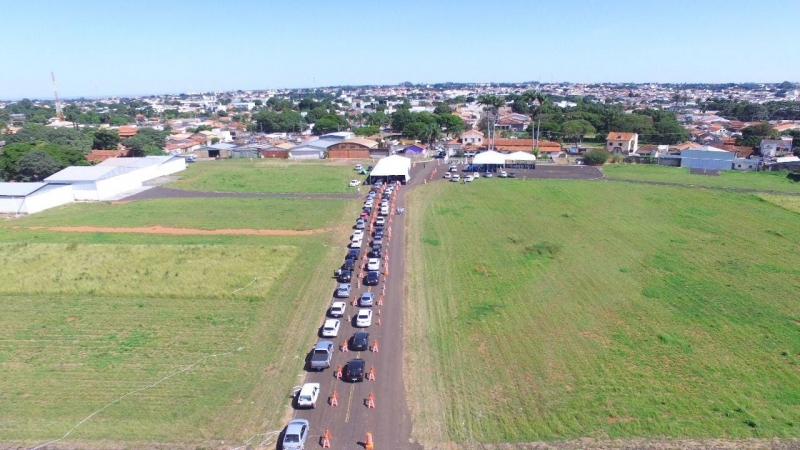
[0,197,26,214]
[156,158,187,177]
[94,172,143,200]
[71,182,102,201]
[25,185,74,213]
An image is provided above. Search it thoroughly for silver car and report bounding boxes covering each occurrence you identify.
[283,419,309,449]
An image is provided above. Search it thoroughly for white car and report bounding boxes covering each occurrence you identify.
[352,230,364,240]
[380,200,389,209]
[443,172,452,179]
[449,165,458,172]
[465,175,474,182]
[499,171,508,178]
[351,239,363,249]
[367,258,381,271]
[380,206,389,216]
[354,164,363,170]
[451,174,460,182]
[364,200,374,208]
[473,172,480,178]
[355,309,373,327]
[329,302,346,318]
[485,172,493,178]
[375,216,385,226]
[321,319,340,337]
[349,180,360,187]
[296,383,320,408]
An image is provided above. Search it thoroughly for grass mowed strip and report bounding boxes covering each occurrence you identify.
[603,164,800,193]
[2,197,352,231]
[0,209,354,444]
[169,160,364,194]
[406,180,800,445]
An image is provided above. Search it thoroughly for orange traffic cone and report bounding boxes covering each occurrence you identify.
[365,433,374,450]
[367,366,376,381]
[372,340,379,353]
[378,295,383,306]
[342,339,349,352]
[330,390,339,406]
[335,364,342,379]
[322,429,331,448]
[367,392,376,409]
[377,317,381,326]
[377,309,381,316]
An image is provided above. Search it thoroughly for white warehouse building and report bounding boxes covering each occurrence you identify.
[0,182,75,215]
[97,156,187,183]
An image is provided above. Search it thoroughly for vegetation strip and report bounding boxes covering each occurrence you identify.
[16,225,334,236]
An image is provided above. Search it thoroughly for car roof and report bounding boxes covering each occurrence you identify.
[332,301,346,307]
[315,340,333,349]
[358,309,371,315]
[348,358,365,367]
[286,418,309,433]
[368,270,379,275]
[360,292,373,297]
[300,382,320,393]
[323,319,339,326]
[354,331,369,338]
[338,284,349,289]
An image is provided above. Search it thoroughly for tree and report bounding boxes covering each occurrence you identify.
[313,114,348,135]
[16,150,62,181]
[402,122,430,141]
[433,104,452,115]
[477,94,505,114]
[0,142,88,181]
[123,127,170,156]
[436,113,465,137]
[737,122,779,148]
[390,109,414,132]
[354,126,379,136]
[92,129,121,150]
[583,149,610,165]
[561,119,596,145]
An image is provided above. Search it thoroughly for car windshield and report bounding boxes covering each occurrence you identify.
[285,434,300,443]
[299,395,311,402]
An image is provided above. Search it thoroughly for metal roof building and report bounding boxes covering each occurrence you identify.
[0,182,74,215]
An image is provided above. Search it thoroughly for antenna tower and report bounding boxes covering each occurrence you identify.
[51,71,64,120]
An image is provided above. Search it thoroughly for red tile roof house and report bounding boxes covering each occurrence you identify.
[606,132,639,155]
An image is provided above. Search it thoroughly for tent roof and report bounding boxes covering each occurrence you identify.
[472,150,506,165]
[370,155,411,177]
[45,166,137,182]
[506,151,537,161]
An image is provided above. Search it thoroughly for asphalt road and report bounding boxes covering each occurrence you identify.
[283,160,602,450]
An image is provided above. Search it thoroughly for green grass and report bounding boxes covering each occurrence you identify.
[1,197,353,231]
[603,164,800,193]
[169,160,368,193]
[0,207,355,445]
[406,179,800,445]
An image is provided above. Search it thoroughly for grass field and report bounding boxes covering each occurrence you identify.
[1,197,353,231]
[169,160,367,194]
[406,179,800,445]
[0,210,354,445]
[603,164,800,193]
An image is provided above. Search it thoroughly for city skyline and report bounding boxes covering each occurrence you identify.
[1,0,799,99]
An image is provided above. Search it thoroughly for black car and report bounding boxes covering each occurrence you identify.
[351,332,369,351]
[373,227,384,236]
[344,359,365,382]
[337,269,352,283]
[508,172,516,178]
[343,258,356,271]
[365,270,380,286]
[371,243,382,253]
[368,248,382,259]
[367,166,373,171]
[363,206,372,214]
[347,249,360,260]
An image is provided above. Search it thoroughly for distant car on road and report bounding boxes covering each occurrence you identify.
[351,331,369,351]
[321,319,340,337]
[499,170,508,178]
[449,165,458,172]
[444,172,452,179]
[335,284,351,298]
[344,358,365,382]
[485,171,493,178]
[283,419,310,449]
[359,292,374,307]
[296,383,320,408]
[508,172,516,178]
[329,301,346,318]
[349,180,361,187]
[355,309,373,327]
[451,174,460,182]
[464,175,474,182]
[473,172,480,178]
[366,270,380,286]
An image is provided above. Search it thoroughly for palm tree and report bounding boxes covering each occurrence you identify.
[521,90,547,153]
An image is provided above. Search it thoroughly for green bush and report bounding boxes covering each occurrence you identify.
[583,149,611,165]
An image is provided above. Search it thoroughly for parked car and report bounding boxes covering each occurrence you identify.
[347,248,359,259]
[354,164,363,171]
[296,383,320,408]
[337,269,352,283]
[508,172,516,178]
[380,206,389,216]
[375,216,385,226]
[349,180,361,187]
[353,230,364,240]
[309,341,334,370]
[355,309,373,327]
[485,171,493,178]
[366,270,380,286]
[367,165,373,171]
[344,358,365,382]
[359,292,374,307]
[364,200,374,208]
[473,172,480,178]
[368,248,382,259]
[335,284,351,298]
[449,165,458,172]
[350,239,363,249]
[343,258,356,271]
[464,175,474,182]
[499,170,508,178]
[329,301,346,318]
[373,226,384,236]
[444,172,452,179]
[283,419,310,450]
[351,331,370,351]
[451,175,460,182]
[321,319,340,337]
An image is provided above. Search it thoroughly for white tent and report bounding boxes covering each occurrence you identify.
[0,182,74,214]
[472,150,507,165]
[369,155,411,182]
[506,151,537,162]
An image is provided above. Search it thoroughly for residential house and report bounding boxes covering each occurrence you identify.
[328,138,379,159]
[117,125,138,139]
[636,144,669,158]
[403,143,428,157]
[606,132,639,155]
[760,139,792,157]
[461,130,484,146]
[680,146,735,171]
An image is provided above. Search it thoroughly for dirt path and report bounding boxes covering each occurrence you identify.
[19,225,333,236]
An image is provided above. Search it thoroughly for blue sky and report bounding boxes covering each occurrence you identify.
[1,0,798,99]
